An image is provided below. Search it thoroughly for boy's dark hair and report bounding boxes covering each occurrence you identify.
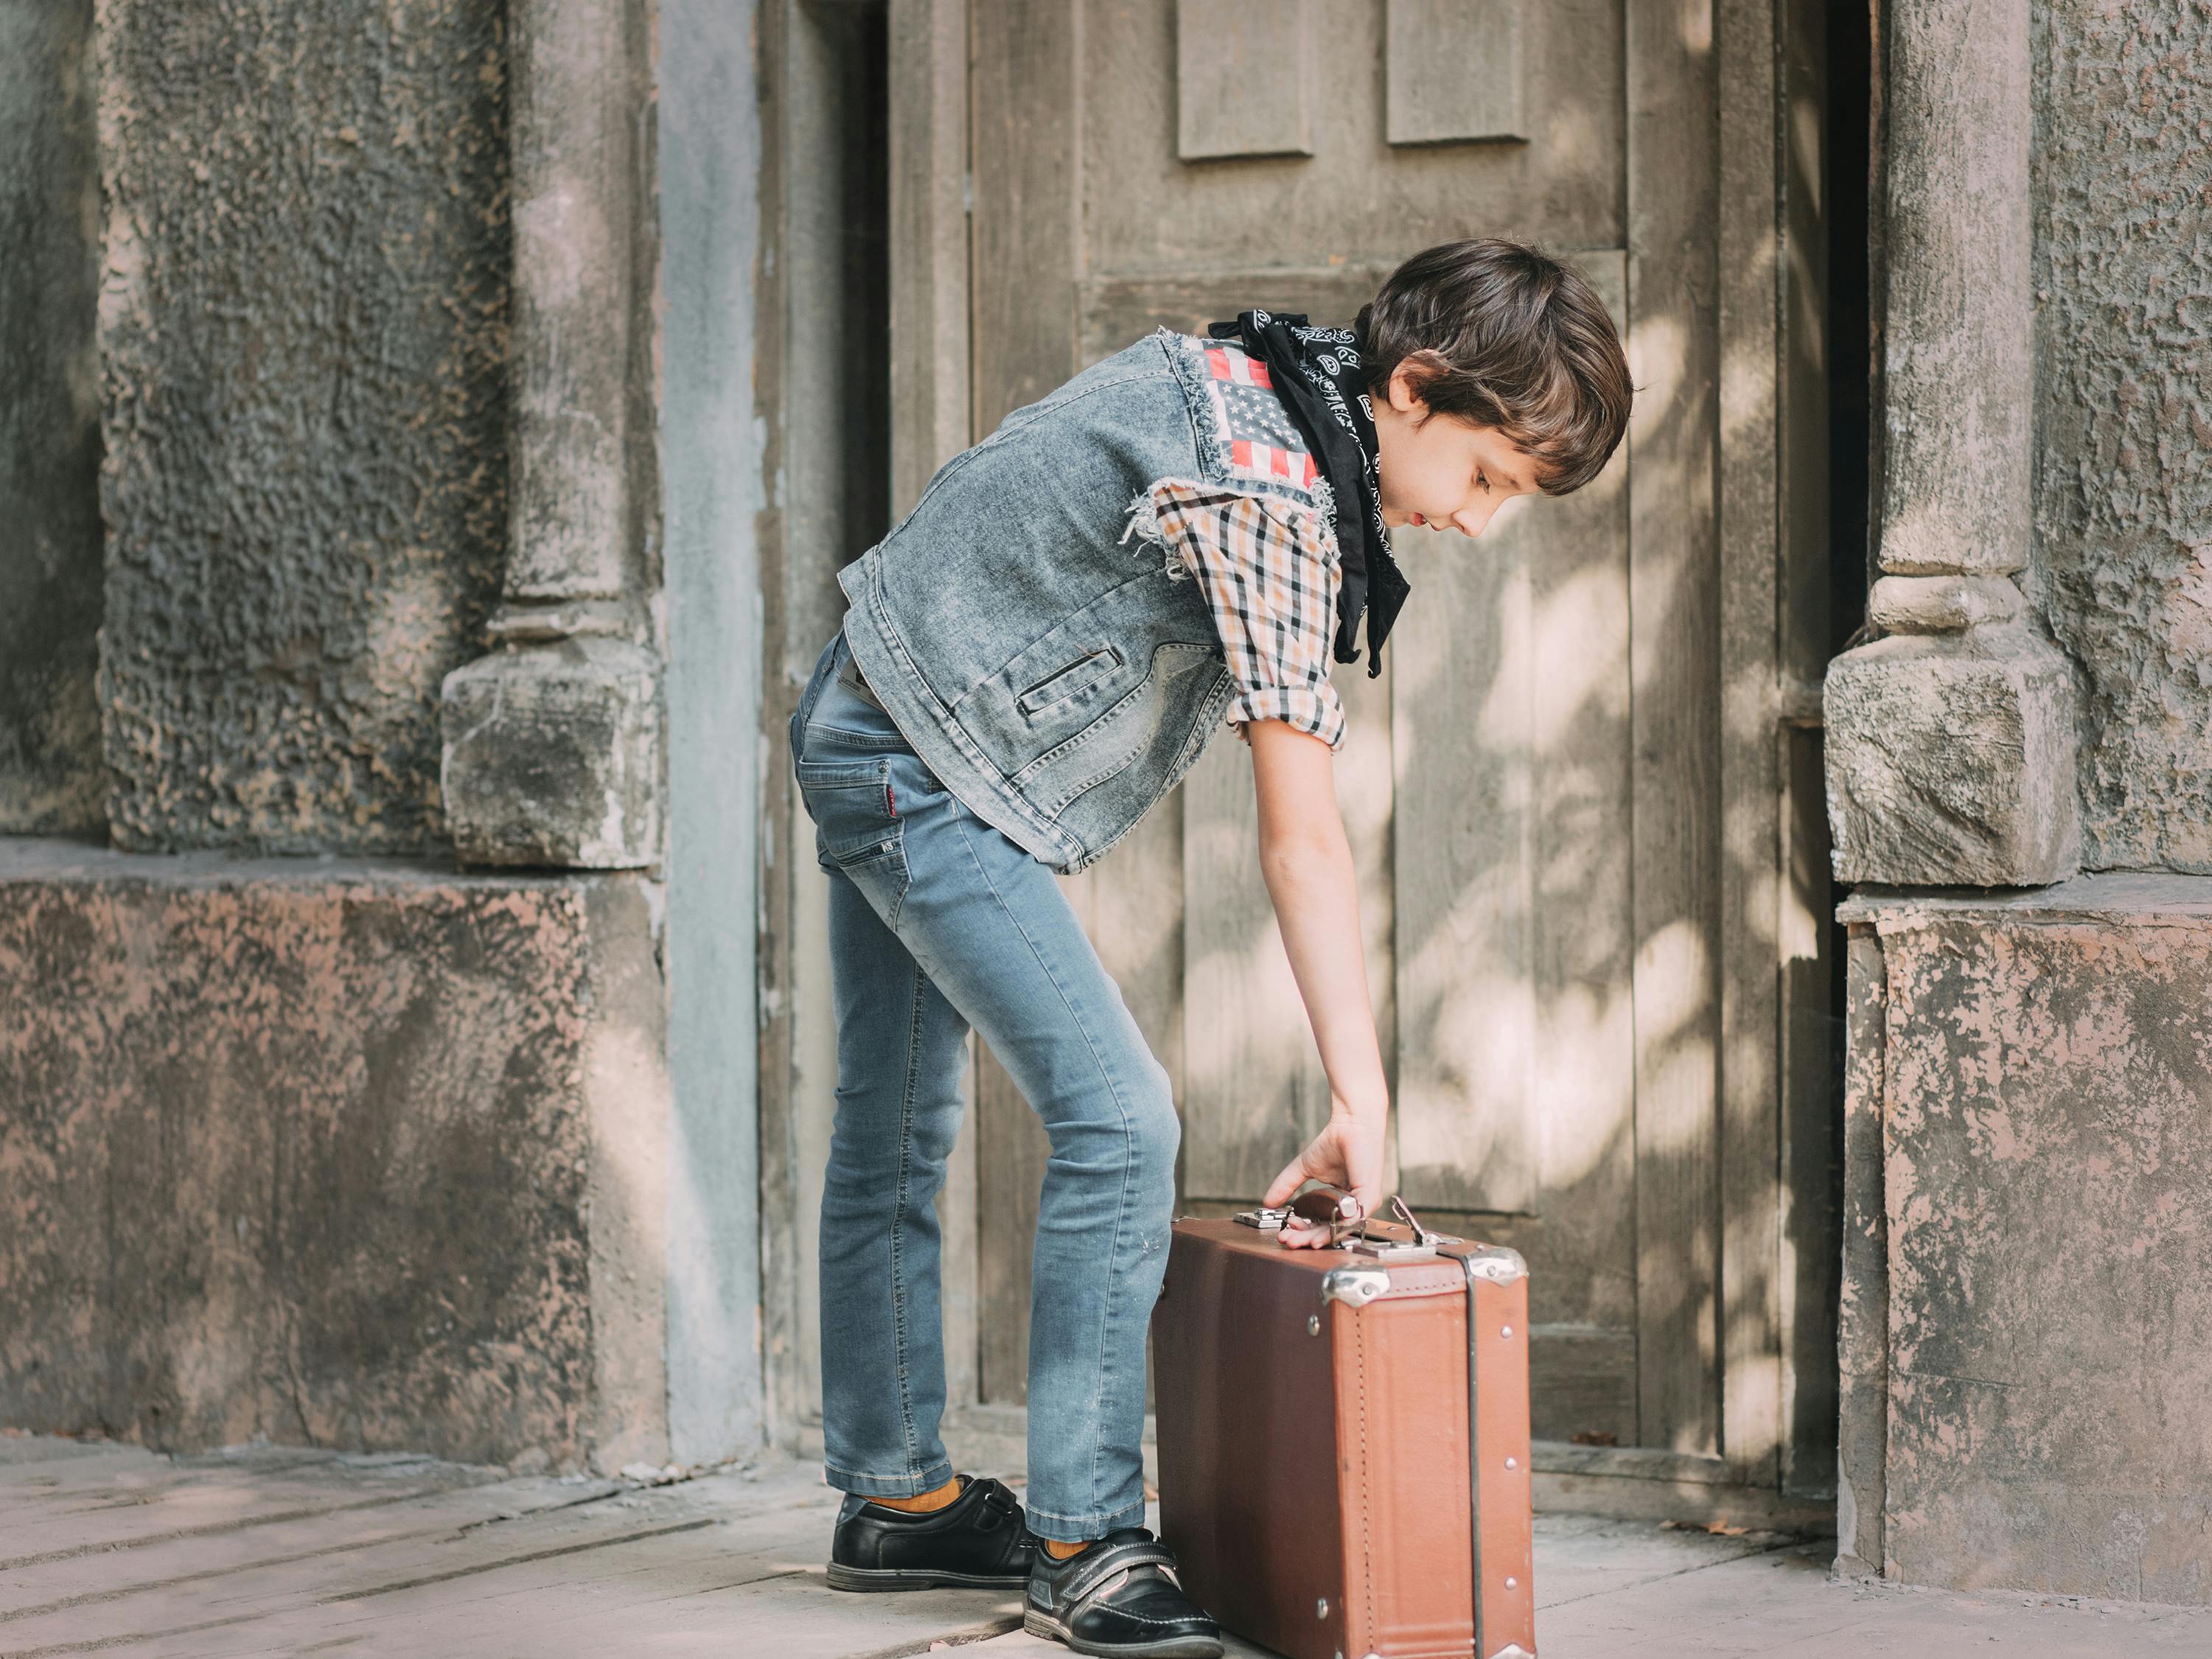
[1356,238,1633,496]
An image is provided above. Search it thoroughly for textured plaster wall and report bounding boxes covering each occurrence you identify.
[1841,878,2212,1602]
[2034,2,2212,872]
[0,0,105,834]
[0,841,669,1472]
[659,0,767,1464]
[94,1,509,853]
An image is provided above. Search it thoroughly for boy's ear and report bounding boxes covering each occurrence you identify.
[1387,350,1451,413]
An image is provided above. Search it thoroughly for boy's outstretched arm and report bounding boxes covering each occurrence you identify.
[1244,718,1389,1243]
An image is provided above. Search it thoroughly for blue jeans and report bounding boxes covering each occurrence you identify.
[790,626,1180,1543]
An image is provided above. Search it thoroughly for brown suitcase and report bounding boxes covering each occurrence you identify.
[1152,1195,1536,1659]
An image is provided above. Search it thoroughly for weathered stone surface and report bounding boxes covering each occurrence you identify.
[0,840,669,1473]
[94,1,509,854]
[1878,0,2031,576]
[1834,925,1888,1581]
[2034,1,2212,873]
[1866,574,2021,635]
[441,639,663,869]
[503,0,655,610]
[1824,625,2079,886]
[0,0,104,835]
[1837,877,2212,1602]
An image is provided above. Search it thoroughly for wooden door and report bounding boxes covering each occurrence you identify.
[953,0,1787,1480]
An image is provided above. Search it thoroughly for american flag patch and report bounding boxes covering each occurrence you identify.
[1204,346,1273,388]
[1229,438,1320,487]
[1198,340,1321,495]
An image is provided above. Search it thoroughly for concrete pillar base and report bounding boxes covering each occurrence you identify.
[0,840,671,1474]
[1824,622,2079,887]
[441,638,662,870]
[1836,879,2212,1603]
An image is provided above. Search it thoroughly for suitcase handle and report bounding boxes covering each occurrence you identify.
[1286,1184,1364,1228]
[1238,1187,1452,1256]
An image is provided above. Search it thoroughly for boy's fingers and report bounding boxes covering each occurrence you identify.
[1262,1153,1312,1208]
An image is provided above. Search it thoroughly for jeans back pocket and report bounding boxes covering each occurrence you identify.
[797,753,904,872]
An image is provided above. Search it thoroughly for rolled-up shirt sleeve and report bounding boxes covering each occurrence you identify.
[1147,482,1347,751]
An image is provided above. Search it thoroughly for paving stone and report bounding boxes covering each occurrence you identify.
[2,1440,2201,1657]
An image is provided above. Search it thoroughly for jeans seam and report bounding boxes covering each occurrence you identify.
[887,832,913,930]
[946,809,1141,1524]
[888,952,929,1473]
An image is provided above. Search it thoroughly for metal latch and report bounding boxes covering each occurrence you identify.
[1341,1195,1458,1260]
[1235,1185,1362,1236]
[1236,1189,1459,1260]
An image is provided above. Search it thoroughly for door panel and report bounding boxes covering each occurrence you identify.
[1078,0,1623,262]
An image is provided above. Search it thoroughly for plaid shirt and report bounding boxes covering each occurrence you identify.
[1148,483,1347,750]
[1132,338,1347,750]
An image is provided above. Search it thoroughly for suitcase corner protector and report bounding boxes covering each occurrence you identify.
[1319,1263,1392,1307]
[1460,1245,1529,1285]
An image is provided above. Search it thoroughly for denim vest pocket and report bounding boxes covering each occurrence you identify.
[1016,646,1124,718]
[1015,641,1221,816]
[958,572,1168,749]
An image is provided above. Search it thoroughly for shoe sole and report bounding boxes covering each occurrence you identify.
[1022,1606,1224,1659]
[824,1562,1031,1593]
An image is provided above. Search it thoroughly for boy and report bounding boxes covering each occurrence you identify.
[796,239,1630,1658]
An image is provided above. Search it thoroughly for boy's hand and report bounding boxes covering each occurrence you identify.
[1264,1103,1386,1249]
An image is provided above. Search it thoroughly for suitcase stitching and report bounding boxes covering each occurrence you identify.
[1353,1309,1375,1651]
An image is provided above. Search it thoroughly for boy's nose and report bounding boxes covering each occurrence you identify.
[1453,500,1499,539]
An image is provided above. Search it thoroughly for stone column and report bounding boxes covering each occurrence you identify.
[441,0,660,868]
[1823,0,2077,886]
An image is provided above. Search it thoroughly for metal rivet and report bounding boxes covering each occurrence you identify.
[1504,1576,1518,1590]
[1316,1596,1330,1619]
[1307,1314,1321,1336]
[1505,1456,1518,1470]
[1501,1324,1514,1338]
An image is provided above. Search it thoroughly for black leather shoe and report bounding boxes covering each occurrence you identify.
[826,1475,1037,1592]
[1025,1529,1223,1658]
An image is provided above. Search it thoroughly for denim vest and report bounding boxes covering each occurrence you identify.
[837,329,1328,873]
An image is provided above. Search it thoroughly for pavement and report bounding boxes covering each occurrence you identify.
[3,1431,2207,1656]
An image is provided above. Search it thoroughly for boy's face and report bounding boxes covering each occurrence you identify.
[1372,361,1541,539]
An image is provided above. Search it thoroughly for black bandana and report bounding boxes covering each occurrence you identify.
[1207,310,1410,678]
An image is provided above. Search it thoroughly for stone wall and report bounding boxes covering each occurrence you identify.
[0,839,670,1473]
[0,0,105,836]
[95,1,509,854]
[2034,2,2212,873]
[1837,877,2212,1602]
